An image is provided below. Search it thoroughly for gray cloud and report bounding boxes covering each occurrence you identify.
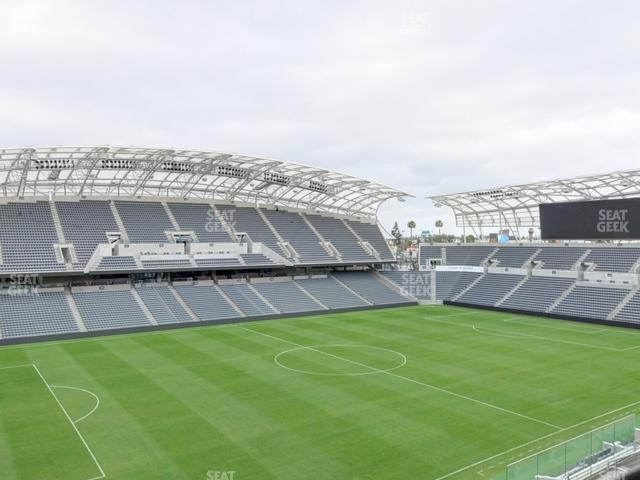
[1,0,639,237]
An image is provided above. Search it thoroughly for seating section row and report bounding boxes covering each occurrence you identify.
[0,200,394,273]
[0,272,415,341]
[457,273,637,324]
[419,245,640,273]
[380,269,640,326]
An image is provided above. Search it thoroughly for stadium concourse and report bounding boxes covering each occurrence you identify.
[0,146,416,344]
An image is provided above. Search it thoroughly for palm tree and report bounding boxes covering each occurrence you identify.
[435,220,443,235]
[407,220,416,239]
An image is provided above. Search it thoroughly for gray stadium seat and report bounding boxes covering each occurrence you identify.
[114,201,174,243]
[74,289,153,331]
[173,284,240,321]
[456,273,525,307]
[296,276,369,309]
[136,286,193,324]
[333,272,412,305]
[0,291,79,338]
[251,281,325,313]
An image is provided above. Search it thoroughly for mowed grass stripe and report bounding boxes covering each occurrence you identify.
[114,333,357,479]
[60,341,279,480]
[272,314,569,419]
[425,308,640,350]
[0,365,100,480]
[186,326,442,478]
[349,311,614,423]
[23,343,190,480]
[192,324,516,479]
[0,373,21,480]
[415,310,640,424]
[234,312,640,474]
[240,319,560,429]
[1,305,640,480]
[225,324,557,477]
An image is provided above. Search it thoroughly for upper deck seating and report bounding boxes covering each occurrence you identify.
[96,256,138,270]
[0,202,64,272]
[420,246,443,266]
[167,203,234,242]
[305,214,375,262]
[532,247,587,270]
[583,248,640,273]
[490,247,539,268]
[444,246,495,266]
[261,209,335,264]
[114,201,174,243]
[56,200,119,267]
[215,205,287,257]
[345,220,395,261]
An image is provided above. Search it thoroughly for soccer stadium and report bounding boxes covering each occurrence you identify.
[2,145,640,480]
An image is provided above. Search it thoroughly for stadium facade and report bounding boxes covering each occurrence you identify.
[392,171,640,329]
[0,146,417,345]
[4,147,640,344]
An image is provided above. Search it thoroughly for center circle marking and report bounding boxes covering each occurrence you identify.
[274,344,407,376]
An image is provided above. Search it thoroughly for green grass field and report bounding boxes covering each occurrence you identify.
[1,304,640,480]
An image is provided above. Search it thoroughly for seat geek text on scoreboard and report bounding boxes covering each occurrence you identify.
[540,198,640,240]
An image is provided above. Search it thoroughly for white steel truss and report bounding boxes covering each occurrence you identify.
[0,146,411,218]
[428,169,640,236]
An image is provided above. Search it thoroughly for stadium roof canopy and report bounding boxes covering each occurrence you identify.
[427,169,640,235]
[0,146,411,218]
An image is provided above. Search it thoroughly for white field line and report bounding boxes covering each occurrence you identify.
[32,364,106,480]
[471,326,622,352]
[423,312,477,320]
[433,398,640,480]
[274,345,407,376]
[428,317,625,352]
[502,318,605,334]
[236,325,561,431]
[0,363,37,370]
[50,385,100,424]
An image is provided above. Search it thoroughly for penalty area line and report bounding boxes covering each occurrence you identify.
[32,364,106,480]
[429,317,623,352]
[50,385,101,424]
[0,363,38,370]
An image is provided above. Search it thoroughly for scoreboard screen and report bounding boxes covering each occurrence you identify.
[539,198,640,240]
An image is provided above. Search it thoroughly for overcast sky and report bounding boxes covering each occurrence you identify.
[2,1,639,237]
